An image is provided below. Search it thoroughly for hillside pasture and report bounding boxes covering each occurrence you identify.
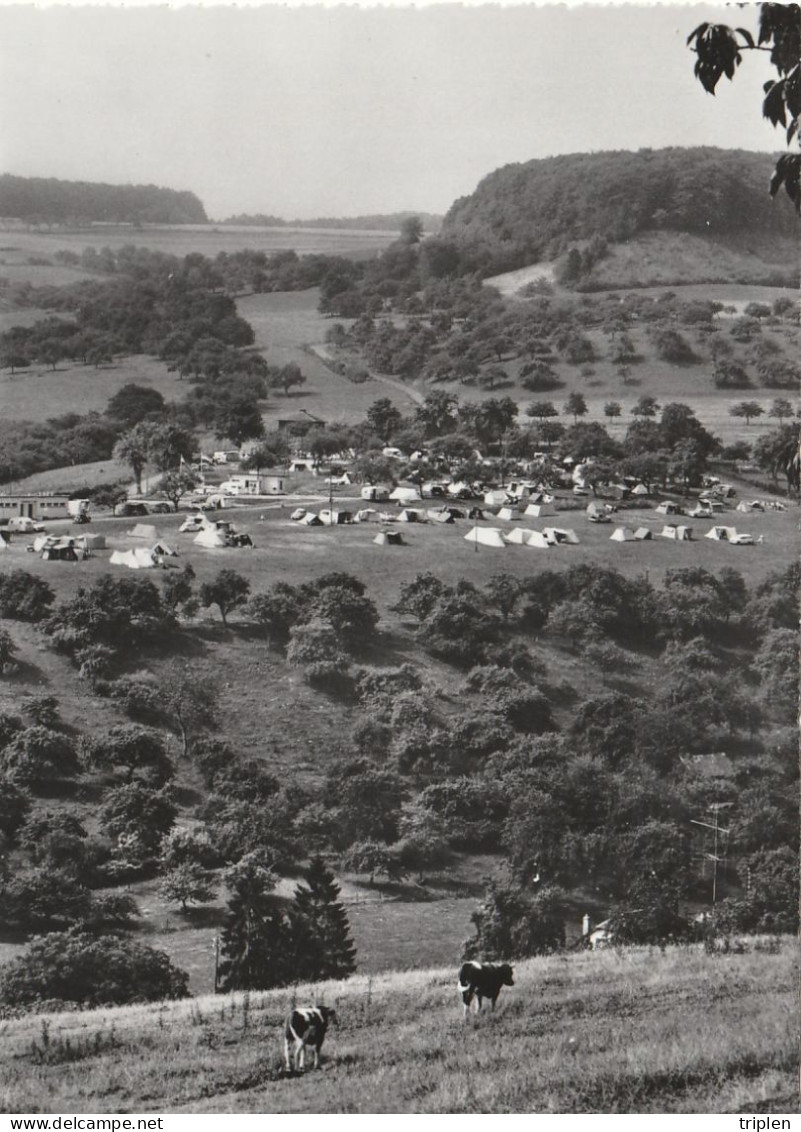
[0,225,396,269]
[1,354,191,423]
[0,942,795,1113]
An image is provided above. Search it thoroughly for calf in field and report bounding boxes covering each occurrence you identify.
[457,961,514,1017]
[284,1006,337,1072]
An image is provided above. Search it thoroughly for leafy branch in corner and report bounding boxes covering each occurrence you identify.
[688,3,801,210]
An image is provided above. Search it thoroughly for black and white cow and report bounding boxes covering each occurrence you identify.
[284,1006,337,1072]
[457,961,514,1016]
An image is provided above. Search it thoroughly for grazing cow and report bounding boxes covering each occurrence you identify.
[284,1006,337,1072]
[457,961,514,1016]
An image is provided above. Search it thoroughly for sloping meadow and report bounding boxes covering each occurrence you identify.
[1,940,796,1114]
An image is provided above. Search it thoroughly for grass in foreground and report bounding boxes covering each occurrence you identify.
[0,941,796,1114]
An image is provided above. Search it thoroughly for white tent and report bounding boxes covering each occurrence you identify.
[631,483,649,496]
[634,527,653,540]
[427,508,454,524]
[179,515,206,532]
[523,531,551,549]
[0,534,9,550]
[660,525,693,541]
[496,506,517,521]
[373,529,405,546]
[610,526,637,541]
[464,526,506,548]
[110,547,158,569]
[737,500,765,513]
[127,523,159,540]
[389,487,421,505]
[301,512,322,526]
[655,501,681,516]
[543,527,580,545]
[525,502,556,518]
[194,527,228,548]
[446,481,471,498]
[483,490,509,507]
[503,527,536,545]
[398,509,425,523]
[705,526,738,541]
[355,509,380,523]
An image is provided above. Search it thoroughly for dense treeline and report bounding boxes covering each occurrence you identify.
[0,175,207,226]
[441,148,799,275]
[220,210,442,232]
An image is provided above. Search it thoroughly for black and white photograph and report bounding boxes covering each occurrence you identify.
[0,0,798,1117]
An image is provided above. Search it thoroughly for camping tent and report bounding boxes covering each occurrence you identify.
[655,501,682,516]
[389,487,421,505]
[463,527,506,548]
[483,490,509,507]
[355,509,380,523]
[586,502,608,522]
[398,509,425,523]
[41,537,80,562]
[496,506,517,521]
[0,531,10,549]
[127,523,159,540]
[319,509,352,525]
[660,525,693,540]
[610,527,636,541]
[523,531,551,549]
[301,512,322,526]
[110,547,158,569]
[737,500,765,513]
[503,528,536,545]
[427,508,454,524]
[373,530,404,546]
[75,533,106,550]
[631,483,649,496]
[151,542,177,558]
[634,527,653,540]
[525,502,556,518]
[193,527,229,548]
[705,526,738,541]
[543,527,579,545]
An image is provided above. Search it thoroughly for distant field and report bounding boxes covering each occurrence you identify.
[0,224,396,266]
[1,942,795,1113]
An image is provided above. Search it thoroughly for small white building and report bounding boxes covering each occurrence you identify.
[0,493,71,522]
[219,474,284,496]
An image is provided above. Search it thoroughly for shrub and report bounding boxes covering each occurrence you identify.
[0,931,189,1007]
[0,571,54,622]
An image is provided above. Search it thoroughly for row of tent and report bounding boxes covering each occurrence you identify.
[464,527,580,548]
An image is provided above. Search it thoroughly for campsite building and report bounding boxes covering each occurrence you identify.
[0,493,71,522]
[218,474,284,496]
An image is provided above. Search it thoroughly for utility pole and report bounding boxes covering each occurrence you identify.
[691,802,732,908]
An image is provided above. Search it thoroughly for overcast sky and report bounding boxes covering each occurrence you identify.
[0,3,778,220]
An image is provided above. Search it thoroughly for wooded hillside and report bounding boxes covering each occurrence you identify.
[0,175,207,226]
[442,148,799,274]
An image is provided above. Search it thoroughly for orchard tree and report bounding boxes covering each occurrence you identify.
[159,862,217,913]
[269,363,306,396]
[214,397,265,448]
[106,384,166,427]
[366,398,403,444]
[688,4,801,211]
[160,468,199,511]
[526,400,559,424]
[604,401,622,421]
[730,401,765,426]
[769,398,794,422]
[564,392,588,424]
[0,570,54,622]
[199,569,251,626]
[632,394,660,419]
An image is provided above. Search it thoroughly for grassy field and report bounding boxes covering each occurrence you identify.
[0,225,395,266]
[0,941,796,1114]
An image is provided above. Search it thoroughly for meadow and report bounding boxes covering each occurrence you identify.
[0,224,395,266]
[0,941,796,1114]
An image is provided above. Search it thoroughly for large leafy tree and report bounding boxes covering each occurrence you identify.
[688,3,801,211]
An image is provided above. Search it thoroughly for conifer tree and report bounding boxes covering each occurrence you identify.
[217,852,291,991]
[291,856,357,981]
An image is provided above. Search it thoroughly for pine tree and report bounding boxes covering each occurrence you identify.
[217,853,292,991]
[291,856,357,981]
